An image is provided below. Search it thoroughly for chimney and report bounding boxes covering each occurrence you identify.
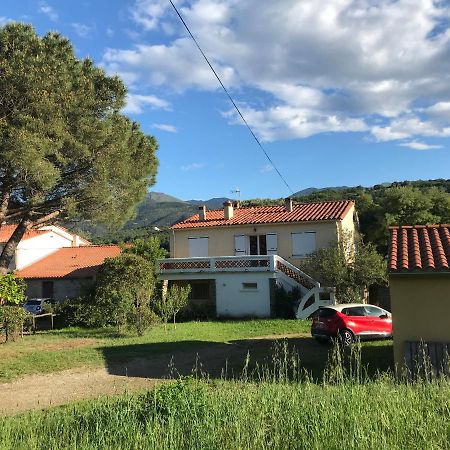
[224,200,234,220]
[198,205,207,221]
[72,235,81,247]
[233,200,240,209]
[285,197,293,212]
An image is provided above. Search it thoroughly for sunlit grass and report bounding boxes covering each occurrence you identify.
[0,343,448,450]
[0,320,309,381]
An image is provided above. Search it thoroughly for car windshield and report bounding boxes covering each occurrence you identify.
[25,300,42,306]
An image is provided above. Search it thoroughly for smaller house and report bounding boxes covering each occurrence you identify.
[388,225,450,376]
[0,224,90,271]
[16,245,121,301]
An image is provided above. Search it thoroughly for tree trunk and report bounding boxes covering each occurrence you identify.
[0,191,10,224]
[0,216,32,275]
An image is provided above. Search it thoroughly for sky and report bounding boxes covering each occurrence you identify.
[2,0,450,201]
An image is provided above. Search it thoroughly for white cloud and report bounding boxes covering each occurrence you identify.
[260,164,274,174]
[38,2,58,22]
[106,27,114,38]
[0,17,14,26]
[152,123,178,133]
[123,94,170,114]
[71,23,91,38]
[398,141,443,150]
[181,162,205,171]
[102,0,450,143]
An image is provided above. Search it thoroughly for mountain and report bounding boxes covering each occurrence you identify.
[147,192,184,203]
[293,186,350,197]
[187,197,232,209]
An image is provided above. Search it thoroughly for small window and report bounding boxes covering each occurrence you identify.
[364,306,385,317]
[242,282,258,290]
[342,306,366,317]
[190,282,210,300]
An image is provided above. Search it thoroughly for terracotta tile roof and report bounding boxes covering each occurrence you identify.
[0,225,48,243]
[171,200,354,229]
[388,225,450,273]
[16,245,121,279]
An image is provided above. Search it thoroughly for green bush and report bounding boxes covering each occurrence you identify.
[0,306,31,342]
[127,306,160,336]
[53,300,93,327]
[273,285,301,318]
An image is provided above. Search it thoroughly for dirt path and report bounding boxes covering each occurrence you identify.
[0,333,310,416]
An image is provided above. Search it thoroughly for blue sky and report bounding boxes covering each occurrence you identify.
[2,0,450,200]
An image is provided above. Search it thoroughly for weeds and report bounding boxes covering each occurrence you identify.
[0,340,449,450]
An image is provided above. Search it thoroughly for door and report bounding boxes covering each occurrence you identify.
[341,306,372,336]
[364,306,392,336]
[42,281,54,299]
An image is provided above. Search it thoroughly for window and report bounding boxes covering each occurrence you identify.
[292,232,316,257]
[188,237,209,257]
[190,281,210,300]
[318,308,337,318]
[242,282,258,290]
[364,306,385,317]
[235,234,276,256]
[342,306,366,317]
[249,235,267,255]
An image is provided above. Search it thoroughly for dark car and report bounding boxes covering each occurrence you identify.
[311,303,392,346]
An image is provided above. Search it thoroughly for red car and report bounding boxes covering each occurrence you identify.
[311,303,392,346]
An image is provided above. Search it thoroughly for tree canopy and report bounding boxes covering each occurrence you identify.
[0,23,158,271]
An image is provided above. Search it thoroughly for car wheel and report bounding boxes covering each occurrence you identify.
[338,329,354,347]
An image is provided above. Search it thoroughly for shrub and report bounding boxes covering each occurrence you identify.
[273,286,301,318]
[0,306,31,342]
[93,254,155,332]
[127,306,160,336]
[0,274,26,305]
[156,284,191,329]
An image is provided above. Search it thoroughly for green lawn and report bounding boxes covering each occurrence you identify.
[0,320,310,382]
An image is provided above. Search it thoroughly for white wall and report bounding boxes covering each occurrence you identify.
[15,231,74,270]
[215,272,272,318]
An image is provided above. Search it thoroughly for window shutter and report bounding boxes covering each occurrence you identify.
[266,233,278,255]
[188,237,209,257]
[292,232,316,256]
[234,235,247,255]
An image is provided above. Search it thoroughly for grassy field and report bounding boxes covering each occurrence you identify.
[0,320,311,381]
[0,349,449,450]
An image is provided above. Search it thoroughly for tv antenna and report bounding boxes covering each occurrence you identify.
[231,188,241,202]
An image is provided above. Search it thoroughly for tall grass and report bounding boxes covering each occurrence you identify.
[1,342,449,450]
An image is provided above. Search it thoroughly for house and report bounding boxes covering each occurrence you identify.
[15,245,121,300]
[388,225,450,376]
[0,224,90,271]
[158,198,356,318]
[0,223,119,301]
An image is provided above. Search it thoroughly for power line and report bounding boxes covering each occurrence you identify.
[168,0,295,195]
